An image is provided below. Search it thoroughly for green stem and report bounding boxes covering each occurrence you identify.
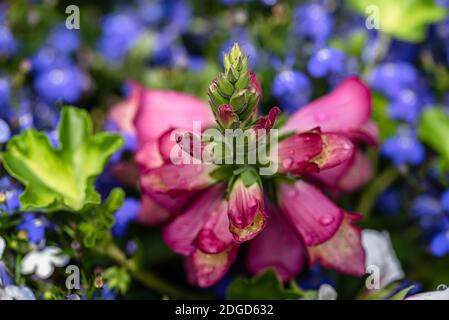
[104,242,210,299]
[356,166,399,218]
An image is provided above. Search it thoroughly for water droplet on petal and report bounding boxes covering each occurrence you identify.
[437,284,448,291]
[289,150,295,156]
[282,158,293,169]
[248,200,257,208]
[288,188,297,198]
[318,214,335,226]
[314,112,328,123]
[304,233,316,244]
[195,166,203,173]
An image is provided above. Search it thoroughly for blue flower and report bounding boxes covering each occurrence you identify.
[412,195,443,218]
[430,230,449,256]
[34,64,84,104]
[48,25,80,54]
[0,25,17,57]
[388,89,422,123]
[166,0,192,33]
[272,69,311,113]
[0,77,11,114]
[112,198,141,238]
[101,284,116,300]
[136,0,164,26]
[18,213,49,244]
[0,177,22,213]
[376,189,401,215]
[381,128,426,166]
[98,13,142,63]
[370,62,418,99]
[293,3,333,46]
[308,47,346,78]
[0,118,10,144]
[31,47,71,73]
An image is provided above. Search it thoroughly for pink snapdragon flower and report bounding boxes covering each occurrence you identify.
[109,45,376,287]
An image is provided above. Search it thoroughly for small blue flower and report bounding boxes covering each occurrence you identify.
[293,3,333,46]
[272,69,311,113]
[112,198,141,238]
[0,77,11,114]
[136,0,164,26]
[381,128,426,166]
[370,62,418,99]
[48,25,80,54]
[18,213,50,244]
[412,195,443,218]
[34,64,84,104]
[376,189,401,215]
[388,89,422,123]
[0,177,23,213]
[166,0,192,33]
[98,13,142,63]
[0,25,17,57]
[101,284,116,300]
[0,118,11,144]
[307,48,346,78]
[430,230,449,256]
[31,47,71,73]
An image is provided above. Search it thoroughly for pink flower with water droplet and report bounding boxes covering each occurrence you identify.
[227,174,266,242]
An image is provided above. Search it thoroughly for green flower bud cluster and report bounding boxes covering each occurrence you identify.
[208,43,261,129]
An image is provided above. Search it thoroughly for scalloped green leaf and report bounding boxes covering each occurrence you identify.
[346,0,447,43]
[2,107,124,212]
[418,107,449,164]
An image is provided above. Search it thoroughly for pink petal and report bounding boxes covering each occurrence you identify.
[307,213,366,276]
[228,180,267,242]
[134,90,215,146]
[277,129,323,175]
[140,163,217,197]
[314,133,354,171]
[217,104,238,128]
[337,150,373,192]
[135,140,164,171]
[246,202,307,282]
[345,121,379,146]
[184,246,238,288]
[306,155,353,191]
[137,194,173,226]
[279,181,344,246]
[162,186,227,255]
[283,77,372,134]
[253,107,281,133]
[195,200,234,254]
[107,82,142,135]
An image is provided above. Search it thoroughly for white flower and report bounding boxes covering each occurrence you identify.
[21,246,69,279]
[0,285,36,300]
[407,286,449,300]
[362,229,404,289]
[0,235,5,259]
[318,284,337,300]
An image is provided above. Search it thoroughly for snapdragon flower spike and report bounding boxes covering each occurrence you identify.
[217,104,239,129]
[227,169,266,242]
[208,43,261,125]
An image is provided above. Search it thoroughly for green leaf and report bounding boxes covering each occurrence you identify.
[390,285,415,300]
[79,188,125,248]
[346,0,447,43]
[372,93,397,141]
[418,108,449,164]
[103,266,131,295]
[226,269,304,300]
[2,107,124,212]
